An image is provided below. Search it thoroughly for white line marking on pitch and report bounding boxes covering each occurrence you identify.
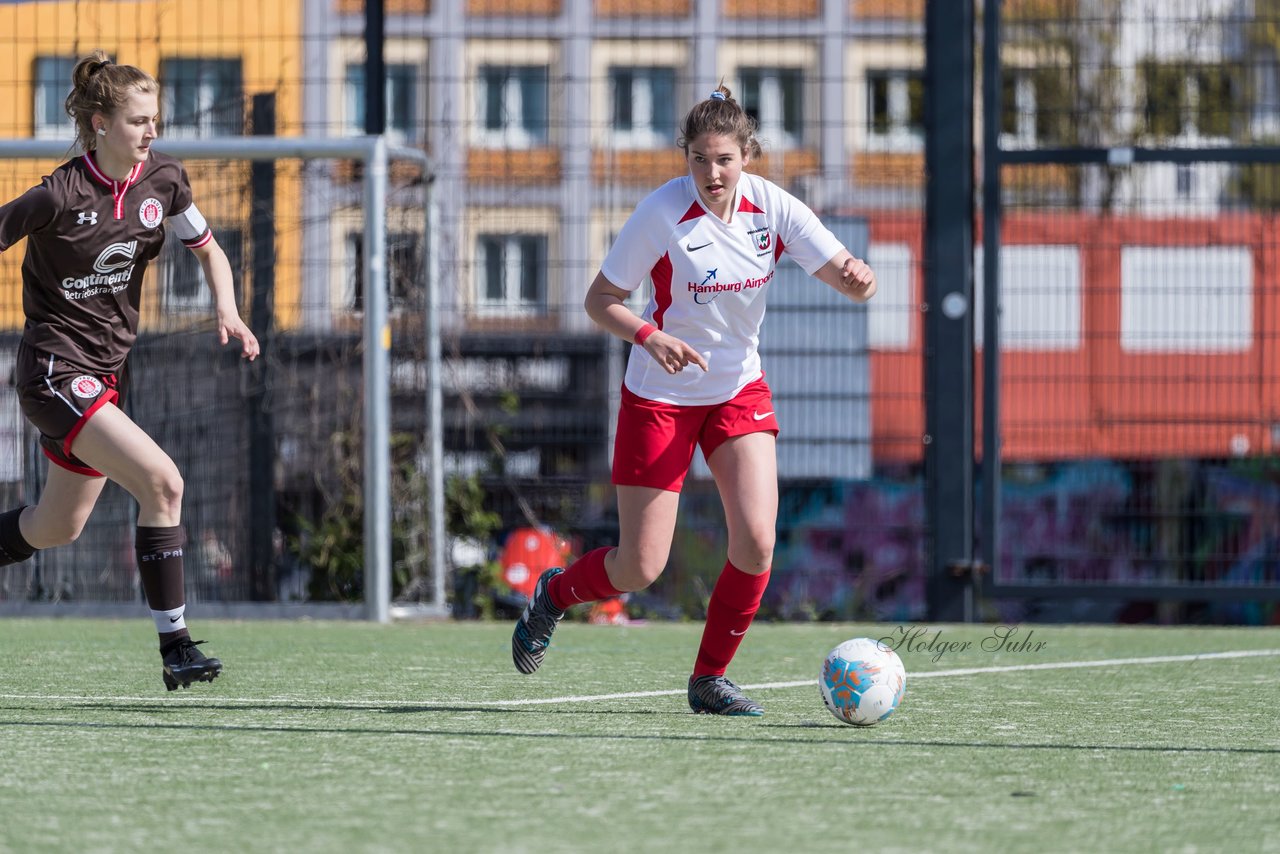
[494,648,1280,706]
[1,648,1277,709]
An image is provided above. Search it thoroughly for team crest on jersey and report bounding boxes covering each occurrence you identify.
[750,227,771,254]
[139,198,164,229]
[69,375,104,399]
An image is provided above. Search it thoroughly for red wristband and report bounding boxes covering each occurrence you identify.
[634,323,657,346]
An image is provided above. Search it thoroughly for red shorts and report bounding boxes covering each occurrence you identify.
[612,375,780,493]
[14,343,124,477]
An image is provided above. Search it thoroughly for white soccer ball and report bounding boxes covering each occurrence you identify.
[819,637,907,726]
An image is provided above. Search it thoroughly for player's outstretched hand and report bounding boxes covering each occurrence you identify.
[643,331,708,375]
[218,310,260,361]
[839,256,876,302]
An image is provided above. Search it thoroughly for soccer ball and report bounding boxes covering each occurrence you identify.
[819,637,907,726]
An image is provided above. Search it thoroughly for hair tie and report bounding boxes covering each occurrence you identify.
[710,91,726,101]
[92,60,113,76]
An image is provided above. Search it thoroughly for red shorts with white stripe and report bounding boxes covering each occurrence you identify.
[612,374,780,493]
[14,342,124,477]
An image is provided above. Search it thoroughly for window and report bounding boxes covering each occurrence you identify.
[1254,60,1280,138]
[160,58,244,137]
[476,234,546,313]
[1176,164,1194,198]
[476,65,548,147]
[344,62,421,142]
[1191,66,1236,139]
[345,231,423,312]
[1121,246,1251,352]
[161,228,243,313]
[1142,62,1184,138]
[974,245,1081,351]
[33,56,74,139]
[866,69,924,151]
[608,66,675,148]
[1142,61,1240,140]
[739,67,803,148]
[866,242,912,349]
[1001,67,1072,148]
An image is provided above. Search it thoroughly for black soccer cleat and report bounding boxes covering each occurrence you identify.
[688,674,764,716]
[161,638,223,691]
[511,567,566,674]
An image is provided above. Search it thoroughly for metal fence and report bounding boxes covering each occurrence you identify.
[0,0,1274,623]
[981,0,1280,620]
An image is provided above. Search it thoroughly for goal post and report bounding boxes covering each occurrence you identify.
[0,135,445,622]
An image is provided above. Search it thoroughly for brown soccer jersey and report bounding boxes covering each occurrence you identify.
[0,150,212,376]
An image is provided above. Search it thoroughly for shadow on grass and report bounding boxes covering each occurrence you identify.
[0,716,1276,754]
[0,701,684,716]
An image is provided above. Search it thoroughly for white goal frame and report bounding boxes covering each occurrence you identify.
[0,136,445,622]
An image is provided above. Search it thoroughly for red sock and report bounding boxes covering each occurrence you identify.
[546,547,622,610]
[693,560,770,678]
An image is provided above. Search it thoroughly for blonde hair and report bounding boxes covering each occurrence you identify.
[677,83,763,160]
[64,50,159,152]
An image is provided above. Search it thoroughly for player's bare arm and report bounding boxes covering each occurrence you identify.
[584,271,707,374]
[190,238,259,361]
[815,249,876,303]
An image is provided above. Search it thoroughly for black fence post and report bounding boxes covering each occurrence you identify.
[980,0,1003,599]
[924,0,977,622]
[365,0,386,136]
[249,92,277,601]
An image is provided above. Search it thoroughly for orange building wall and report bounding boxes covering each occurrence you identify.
[0,0,304,330]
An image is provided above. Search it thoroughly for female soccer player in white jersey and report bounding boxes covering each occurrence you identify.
[0,52,259,690]
[513,85,876,715]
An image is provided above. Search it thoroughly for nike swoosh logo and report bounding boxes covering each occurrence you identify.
[729,629,748,636]
[687,241,713,251]
[571,586,579,602]
[752,411,774,421]
[169,616,181,623]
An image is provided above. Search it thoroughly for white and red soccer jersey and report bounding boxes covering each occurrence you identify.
[601,172,844,406]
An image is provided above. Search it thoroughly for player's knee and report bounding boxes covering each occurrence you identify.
[634,559,667,590]
[611,550,667,591]
[37,514,90,548]
[733,532,775,573]
[149,469,184,514]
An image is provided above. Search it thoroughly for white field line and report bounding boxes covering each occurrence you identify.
[1,648,1277,709]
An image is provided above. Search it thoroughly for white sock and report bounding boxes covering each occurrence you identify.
[152,605,186,634]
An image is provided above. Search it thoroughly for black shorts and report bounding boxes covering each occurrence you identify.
[14,342,128,477]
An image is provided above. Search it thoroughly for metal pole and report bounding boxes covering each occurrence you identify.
[0,137,380,160]
[363,135,391,623]
[364,0,386,136]
[981,0,1003,593]
[248,94,279,602]
[923,0,976,622]
[425,176,447,612]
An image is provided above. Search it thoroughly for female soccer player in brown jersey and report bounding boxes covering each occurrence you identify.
[0,52,259,690]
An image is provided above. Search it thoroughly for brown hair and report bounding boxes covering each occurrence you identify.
[64,50,159,152]
[677,83,763,160]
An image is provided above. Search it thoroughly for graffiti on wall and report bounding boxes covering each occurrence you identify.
[679,459,1280,625]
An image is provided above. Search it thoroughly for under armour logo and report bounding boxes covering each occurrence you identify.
[76,211,98,225]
